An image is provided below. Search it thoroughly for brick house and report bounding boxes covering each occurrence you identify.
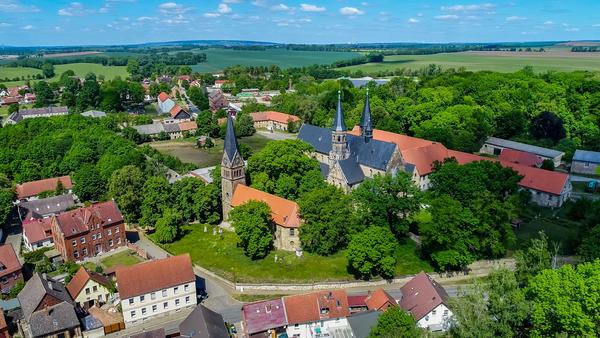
[208,90,229,112]
[0,245,23,294]
[51,201,126,262]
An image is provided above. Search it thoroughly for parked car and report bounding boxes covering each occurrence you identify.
[585,180,598,193]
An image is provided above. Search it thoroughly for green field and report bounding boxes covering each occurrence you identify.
[340,52,600,73]
[513,207,582,254]
[190,48,362,72]
[100,250,144,269]
[0,63,128,86]
[159,224,432,283]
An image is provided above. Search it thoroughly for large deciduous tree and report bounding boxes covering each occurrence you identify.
[230,200,273,259]
[530,111,566,144]
[108,165,145,222]
[139,176,172,228]
[154,208,182,244]
[346,227,398,279]
[72,164,106,202]
[369,307,421,338]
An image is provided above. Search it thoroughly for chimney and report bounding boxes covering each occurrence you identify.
[47,281,53,290]
[42,273,47,280]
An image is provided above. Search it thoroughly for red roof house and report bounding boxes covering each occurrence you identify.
[242,299,288,336]
[22,217,54,251]
[169,104,191,120]
[0,244,23,293]
[15,176,73,201]
[232,185,301,229]
[499,148,542,167]
[283,290,350,325]
[400,272,449,322]
[158,92,170,102]
[365,288,397,311]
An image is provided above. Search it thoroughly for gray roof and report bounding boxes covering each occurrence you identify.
[20,106,69,116]
[333,91,346,132]
[28,302,79,338]
[485,137,564,159]
[339,158,365,185]
[298,124,331,154]
[223,115,241,162]
[7,111,22,123]
[179,305,229,338]
[573,149,600,164]
[81,110,106,118]
[347,311,382,338]
[20,194,76,218]
[163,122,181,133]
[131,328,166,338]
[82,314,103,331]
[360,92,373,139]
[133,123,165,135]
[18,273,73,320]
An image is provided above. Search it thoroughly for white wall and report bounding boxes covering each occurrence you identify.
[120,282,196,327]
[416,304,453,332]
[286,317,350,338]
[74,280,111,308]
[23,236,54,252]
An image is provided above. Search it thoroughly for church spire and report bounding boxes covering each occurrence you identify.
[223,114,240,163]
[361,88,373,142]
[221,114,246,220]
[332,90,346,132]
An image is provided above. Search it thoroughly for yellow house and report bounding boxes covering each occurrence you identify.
[66,267,113,309]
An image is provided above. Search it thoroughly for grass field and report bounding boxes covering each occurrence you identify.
[190,48,362,72]
[513,207,582,254]
[340,51,600,73]
[149,133,272,168]
[159,225,432,283]
[0,63,128,86]
[100,250,144,269]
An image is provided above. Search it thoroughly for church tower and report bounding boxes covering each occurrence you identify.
[360,89,373,142]
[221,115,246,220]
[329,90,349,164]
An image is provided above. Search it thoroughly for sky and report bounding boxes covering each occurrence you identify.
[1,0,600,46]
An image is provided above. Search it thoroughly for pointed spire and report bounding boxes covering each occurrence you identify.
[332,90,346,132]
[223,114,241,162]
[361,88,373,141]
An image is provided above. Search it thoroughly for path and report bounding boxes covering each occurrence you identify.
[256,130,297,141]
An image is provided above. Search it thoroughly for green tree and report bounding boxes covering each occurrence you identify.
[172,177,204,222]
[76,74,101,111]
[346,227,398,279]
[8,280,25,298]
[41,63,55,78]
[193,183,221,224]
[540,159,555,171]
[139,176,172,228]
[234,112,256,137]
[369,307,421,338]
[298,185,355,255]
[72,164,106,202]
[7,103,18,115]
[351,173,421,236]
[530,111,566,144]
[514,231,551,284]
[33,81,54,107]
[108,165,145,222]
[578,224,600,261]
[230,200,273,259]
[188,86,209,110]
[0,189,14,227]
[154,208,182,244]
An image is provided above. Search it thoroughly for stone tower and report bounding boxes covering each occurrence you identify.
[221,115,246,220]
[360,89,373,142]
[329,90,349,165]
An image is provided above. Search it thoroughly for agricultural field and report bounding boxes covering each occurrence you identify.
[339,51,600,73]
[0,63,128,86]
[190,48,362,72]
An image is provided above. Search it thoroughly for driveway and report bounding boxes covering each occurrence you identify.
[256,130,297,141]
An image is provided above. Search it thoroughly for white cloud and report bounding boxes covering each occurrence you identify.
[592,23,600,27]
[273,17,311,27]
[300,3,325,12]
[442,3,496,12]
[340,7,364,15]
[506,16,527,21]
[435,14,459,20]
[271,3,290,11]
[218,3,232,14]
[0,22,12,28]
[223,0,240,3]
[0,0,39,13]
[58,2,90,16]
[543,21,553,25]
[22,24,33,30]
[203,12,220,18]
[565,27,580,32]
[408,18,419,23]
[158,2,190,14]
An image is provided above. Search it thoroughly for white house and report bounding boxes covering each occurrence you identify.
[66,267,113,309]
[22,218,54,251]
[157,92,176,114]
[400,272,453,332]
[116,254,197,327]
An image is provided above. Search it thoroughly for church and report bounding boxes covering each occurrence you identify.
[298,91,405,192]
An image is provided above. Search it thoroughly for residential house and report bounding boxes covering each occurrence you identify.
[17,273,81,338]
[571,150,600,175]
[15,176,73,202]
[51,201,126,262]
[250,111,301,132]
[81,313,104,338]
[283,290,352,338]
[169,104,191,121]
[157,92,176,114]
[178,121,198,136]
[116,254,197,327]
[231,185,301,251]
[0,310,9,338]
[87,306,125,336]
[213,80,230,89]
[66,267,112,309]
[499,148,543,167]
[0,245,23,294]
[163,121,184,139]
[5,106,69,125]
[0,97,19,106]
[178,304,229,338]
[208,90,229,112]
[346,311,382,338]
[18,193,76,221]
[133,121,195,140]
[400,272,453,332]
[365,288,397,311]
[23,93,36,104]
[81,110,106,118]
[480,137,564,167]
[242,298,288,337]
[22,218,54,251]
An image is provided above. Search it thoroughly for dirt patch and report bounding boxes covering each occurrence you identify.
[42,51,102,58]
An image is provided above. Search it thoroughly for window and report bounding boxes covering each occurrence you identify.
[80,237,86,244]
[93,286,97,292]
[174,286,179,294]
[185,296,190,303]
[289,229,295,236]
[109,239,113,247]
[184,284,189,292]
[85,288,90,295]
[130,310,136,318]
[141,308,147,315]
[175,299,180,306]
[72,240,77,247]
[97,233,102,239]
[108,229,112,235]
[140,295,145,302]
[92,234,96,240]
[116,227,120,233]
[163,302,168,309]
[585,162,590,167]
[443,309,449,316]
[82,248,87,256]
[151,292,156,300]
[432,310,437,315]
[152,305,157,312]
[129,298,134,305]
[162,289,167,297]
[73,251,79,258]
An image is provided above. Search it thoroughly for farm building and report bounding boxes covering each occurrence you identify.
[571,150,600,175]
[480,137,564,167]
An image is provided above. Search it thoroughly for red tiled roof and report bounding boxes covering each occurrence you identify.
[232,185,301,228]
[215,80,230,85]
[0,244,21,278]
[400,272,449,321]
[170,104,189,119]
[499,148,542,167]
[66,267,111,299]
[158,92,170,102]
[115,254,194,299]
[250,111,300,124]
[347,295,367,308]
[2,96,19,104]
[23,217,53,244]
[402,143,449,176]
[54,201,123,237]
[365,288,397,311]
[178,121,197,132]
[242,299,288,335]
[283,290,349,325]
[178,75,191,81]
[16,176,73,200]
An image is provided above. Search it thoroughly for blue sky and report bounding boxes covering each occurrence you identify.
[1,0,600,46]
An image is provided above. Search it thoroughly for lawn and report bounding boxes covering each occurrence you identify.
[513,207,582,254]
[100,250,144,269]
[159,225,432,283]
[149,133,273,168]
[339,51,600,73]
[190,48,362,73]
[0,63,128,86]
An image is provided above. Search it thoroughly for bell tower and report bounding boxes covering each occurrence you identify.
[221,115,246,220]
[329,90,349,164]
